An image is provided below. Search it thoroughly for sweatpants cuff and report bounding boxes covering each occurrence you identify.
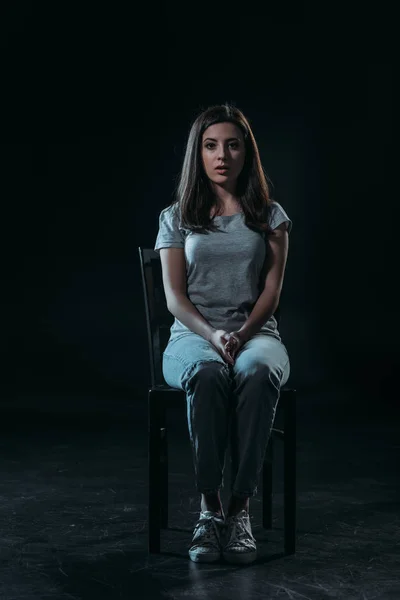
[197,477,225,495]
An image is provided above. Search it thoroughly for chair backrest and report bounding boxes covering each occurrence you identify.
[138,248,174,387]
[138,247,282,388]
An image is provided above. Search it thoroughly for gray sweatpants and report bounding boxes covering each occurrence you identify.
[162,331,290,498]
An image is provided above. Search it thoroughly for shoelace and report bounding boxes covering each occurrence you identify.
[226,514,256,549]
[192,515,220,547]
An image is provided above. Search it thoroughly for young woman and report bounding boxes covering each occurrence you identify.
[154,103,292,564]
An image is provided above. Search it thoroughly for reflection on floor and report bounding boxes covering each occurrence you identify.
[0,388,399,600]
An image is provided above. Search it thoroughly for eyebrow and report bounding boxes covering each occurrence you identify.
[203,137,240,142]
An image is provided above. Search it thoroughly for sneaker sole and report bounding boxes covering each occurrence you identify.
[189,550,221,563]
[222,550,257,564]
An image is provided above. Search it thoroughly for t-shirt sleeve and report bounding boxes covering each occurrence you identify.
[269,201,293,234]
[154,205,185,254]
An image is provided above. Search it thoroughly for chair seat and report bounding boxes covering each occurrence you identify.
[150,384,295,394]
[150,384,184,393]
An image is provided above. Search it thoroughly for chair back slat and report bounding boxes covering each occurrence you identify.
[274,304,281,329]
[138,248,174,387]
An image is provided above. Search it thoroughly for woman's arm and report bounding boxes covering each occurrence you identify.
[238,222,289,340]
[160,248,215,342]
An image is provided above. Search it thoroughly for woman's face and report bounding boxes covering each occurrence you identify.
[201,122,246,190]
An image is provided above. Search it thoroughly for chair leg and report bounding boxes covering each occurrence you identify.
[148,392,161,553]
[284,389,296,555]
[263,437,273,529]
[160,426,168,529]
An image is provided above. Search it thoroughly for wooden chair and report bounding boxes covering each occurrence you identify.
[138,247,297,555]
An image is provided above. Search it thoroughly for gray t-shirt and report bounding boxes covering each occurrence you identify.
[154,201,292,342]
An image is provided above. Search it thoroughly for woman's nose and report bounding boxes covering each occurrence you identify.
[217,146,227,158]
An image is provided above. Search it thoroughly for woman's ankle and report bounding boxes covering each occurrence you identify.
[227,495,250,517]
[201,493,222,515]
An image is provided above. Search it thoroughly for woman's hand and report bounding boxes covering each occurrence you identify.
[209,329,237,365]
[224,330,248,361]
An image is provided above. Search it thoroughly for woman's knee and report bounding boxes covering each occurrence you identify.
[236,360,285,389]
[186,360,230,392]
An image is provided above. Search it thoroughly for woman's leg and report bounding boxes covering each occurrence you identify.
[162,333,233,510]
[228,333,290,513]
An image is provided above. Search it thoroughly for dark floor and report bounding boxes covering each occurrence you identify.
[0,386,399,600]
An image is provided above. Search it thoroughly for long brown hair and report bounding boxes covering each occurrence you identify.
[169,102,274,235]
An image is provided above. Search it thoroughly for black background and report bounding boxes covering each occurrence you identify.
[1,2,397,413]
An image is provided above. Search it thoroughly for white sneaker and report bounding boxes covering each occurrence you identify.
[188,510,225,563]
[222,509,257,564]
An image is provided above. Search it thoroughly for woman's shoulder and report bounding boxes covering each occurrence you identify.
[269,199,284,211]
[160,201,180,216]
[267,200,292,233]
[159,202,182,224]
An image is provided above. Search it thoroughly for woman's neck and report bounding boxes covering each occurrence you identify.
[210,198,242,218]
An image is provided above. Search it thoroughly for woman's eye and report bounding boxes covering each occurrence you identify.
[205,143,239,149]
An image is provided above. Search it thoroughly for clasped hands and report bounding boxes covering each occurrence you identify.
[210,328,249,365]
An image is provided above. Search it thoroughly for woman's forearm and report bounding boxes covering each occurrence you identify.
[238,288,279,340]
[167,294,215,342]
